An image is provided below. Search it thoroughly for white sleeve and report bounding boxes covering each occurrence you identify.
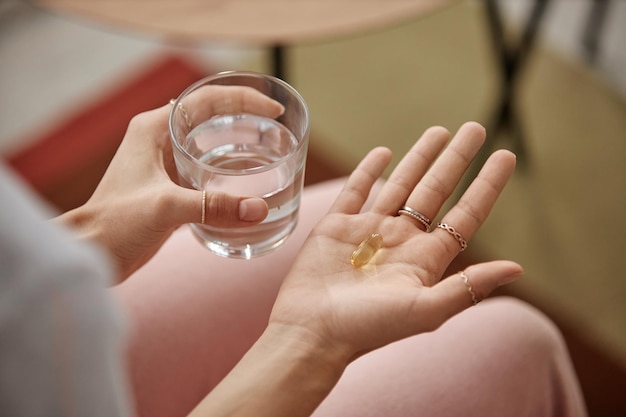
[0,163,134,417]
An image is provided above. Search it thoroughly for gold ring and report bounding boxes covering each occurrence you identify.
[201,190,206,224]
[169,98,192,129]
[460,270,479,305]
[436,222,468,251]
[397,206,432,232]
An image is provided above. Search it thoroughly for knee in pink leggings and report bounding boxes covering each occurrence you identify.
[314,297,586,417]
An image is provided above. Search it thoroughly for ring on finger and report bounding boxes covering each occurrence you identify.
[460,270,480,305]
[169,98,193,129]
[397,206,432,232]
[201,190,207,224]
[436,222,468,251]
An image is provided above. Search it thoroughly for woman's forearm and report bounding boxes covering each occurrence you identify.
[188,323,348,417]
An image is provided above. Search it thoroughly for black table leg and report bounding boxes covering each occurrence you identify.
[270,44,287,81]
[582,0,611,65]
[481,0,552,169]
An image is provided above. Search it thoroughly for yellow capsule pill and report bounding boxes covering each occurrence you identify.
[351,233,383,267]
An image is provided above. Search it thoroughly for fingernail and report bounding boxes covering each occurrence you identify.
[239,198,268,222]
[498,268,524,286]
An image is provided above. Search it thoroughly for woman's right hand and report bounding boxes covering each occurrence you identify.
[56,85,285,282]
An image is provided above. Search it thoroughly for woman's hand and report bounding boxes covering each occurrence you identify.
[190,122,523,417]
[271,121,523,362]
[56,85,284,282]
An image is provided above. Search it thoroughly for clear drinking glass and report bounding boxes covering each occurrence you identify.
[169,71,310,259]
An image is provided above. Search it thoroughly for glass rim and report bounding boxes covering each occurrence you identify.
[168,70,310,175]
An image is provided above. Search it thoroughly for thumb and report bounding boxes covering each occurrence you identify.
[174,188,269,227]
[423,260,524,326]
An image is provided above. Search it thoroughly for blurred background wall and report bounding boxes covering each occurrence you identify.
[1,0,625,414]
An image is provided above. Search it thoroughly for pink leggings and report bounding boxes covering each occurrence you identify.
[113,178,587,417]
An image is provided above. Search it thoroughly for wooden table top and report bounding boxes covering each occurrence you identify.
[35,0,457,44]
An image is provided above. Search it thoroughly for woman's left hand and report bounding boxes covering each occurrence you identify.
[192,122,523,417]
[270,122,523,362]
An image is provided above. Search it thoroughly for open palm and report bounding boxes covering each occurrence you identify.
[271,122,522,361]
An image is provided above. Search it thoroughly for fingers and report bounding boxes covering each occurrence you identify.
[433,149,516,254]
[422,260,524,326]
[181,85,285,127]
[372,126,450,215]
[400,122,486,226]
[166,188,269,228]
[137,85,286,136]
[329,147,393,215]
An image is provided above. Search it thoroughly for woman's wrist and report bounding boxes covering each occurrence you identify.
[54,205,124,278]
[261,320,351,381]
[54,204,101,241]
[189,322,349,417]
[55,205,84,225]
